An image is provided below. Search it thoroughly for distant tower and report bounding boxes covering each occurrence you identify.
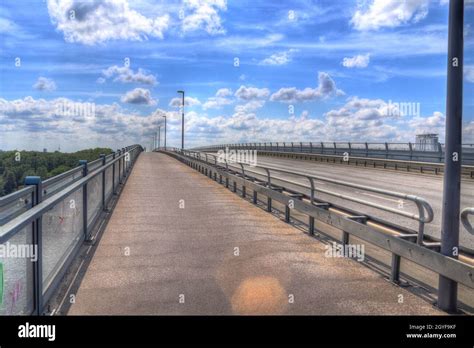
[415,133,439,151]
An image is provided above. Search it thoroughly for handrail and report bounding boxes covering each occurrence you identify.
[0,146,142,243]
[192,142,474,166]
[181,149,434,244]
[461,208,474,235]
[0,144,143,315]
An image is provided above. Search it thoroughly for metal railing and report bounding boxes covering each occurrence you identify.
[246,150,474,178]
[0,145,143,315]
[185,150,434,244]
[461,208,474,235]
[194,142,474,165]
[164,148,474,310]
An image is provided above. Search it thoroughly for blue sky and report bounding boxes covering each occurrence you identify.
[0,0,473,151]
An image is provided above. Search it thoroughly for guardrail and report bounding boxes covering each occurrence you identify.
[244,150,474,178]
[164,148,474,311]
[194,142,474,166]
[185,150,434,245]
[0,144,143,315]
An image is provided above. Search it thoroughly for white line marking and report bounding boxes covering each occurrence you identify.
[358,191,403,204]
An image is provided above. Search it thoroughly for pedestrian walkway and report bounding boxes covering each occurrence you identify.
[68,152,440,315]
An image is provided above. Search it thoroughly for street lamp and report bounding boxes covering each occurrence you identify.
[177,90,185,149]
[162,115,167,150]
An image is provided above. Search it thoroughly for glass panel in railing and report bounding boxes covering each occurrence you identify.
[0,189,33,226]
[43,168,83,198]
[87,175,102,228]
[114,161,120,190]
[41,188,83,293]
[0,225,35,315]
[105,166,113,203]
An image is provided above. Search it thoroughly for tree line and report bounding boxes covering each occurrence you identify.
[0,148,113,196]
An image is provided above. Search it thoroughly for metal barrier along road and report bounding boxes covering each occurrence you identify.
[185,150,434,245]
[164,148,474,311]
[0,145,143,315]
[194,142,474,166]
[462,208,474,235]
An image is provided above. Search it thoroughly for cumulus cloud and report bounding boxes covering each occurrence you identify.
[324,97,394,120]
[464,121,474,143]
[203,88,233,109]
[169,96,201,107]
[234,100,265,114]
[234,86,270,100]
[270,72,344,103]
[181,0,227,35]
[33,77,57,91]
[342,53,370,68]
[100,65,157,85]
[120,88,157,105]
[215,88,232,98]
[260,49,298,66]
[408,111,445,135]
[47,0,170,45]
[351,0,429,31]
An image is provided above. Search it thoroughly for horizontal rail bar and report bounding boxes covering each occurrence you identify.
[461,208,474,235]
[0,146,141,243]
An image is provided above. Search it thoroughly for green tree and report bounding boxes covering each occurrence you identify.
[3,171,17,195]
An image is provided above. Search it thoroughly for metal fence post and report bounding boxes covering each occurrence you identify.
[117,150,122,184]
[112,152,116,194]
[25,176,43,315]
[79,160,89,241]
[100,154,106,210]
[122,148,126,178]
[390,254,401,284]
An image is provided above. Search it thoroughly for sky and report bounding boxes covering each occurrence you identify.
[0,0,473,151]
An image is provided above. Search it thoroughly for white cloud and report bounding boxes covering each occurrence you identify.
[181,0,227,35]
[234,100,265,113]
[0,96,183,150]
[215,88,232,98]
[342,53,370,68]
[260,49,298,66]
[325,97,399,120]
[465,65,474,83]
[101,65,157,85]
[464,121,474,143]
[203,88,233,110]
[169,96,201,107]
[120,88,157,105]
[234,86,270,100]
[47,0,170,45]
[270,72,344,103]
[33,77,57,91]
[408,112,445,137]
[351,0,429,31]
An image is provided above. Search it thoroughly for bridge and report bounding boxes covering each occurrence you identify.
[0,144,473,316]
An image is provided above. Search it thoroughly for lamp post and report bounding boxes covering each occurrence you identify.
[177,90,185,149]
[162,115,167,150]
[438,0,464,313]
